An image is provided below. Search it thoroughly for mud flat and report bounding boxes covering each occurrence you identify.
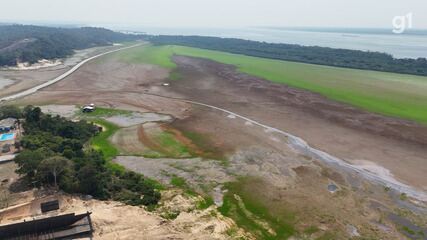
[11,44,427,238]
[17,48,427,199]
[0,44,127,99]
[39,105,79,118]
[0,78,14,90]
[105,112,173,127]
[191,95,426,201]
[163,56,427,191]
[115,107,425,239]
[15,48,188,118]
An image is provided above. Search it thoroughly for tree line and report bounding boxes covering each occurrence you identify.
[0,25,141,66]
[149,35,427,76]
[1,105,160,206]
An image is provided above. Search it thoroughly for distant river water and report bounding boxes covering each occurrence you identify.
[139,27,427,59]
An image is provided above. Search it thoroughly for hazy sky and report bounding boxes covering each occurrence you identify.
[1,0,426,29]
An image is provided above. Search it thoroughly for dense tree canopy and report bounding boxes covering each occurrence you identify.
[0,105,22,119]
[0,25,142,66]
[14,106,160,206]
[149,35,427,76]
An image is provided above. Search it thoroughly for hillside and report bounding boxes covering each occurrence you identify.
[0,25,141,66]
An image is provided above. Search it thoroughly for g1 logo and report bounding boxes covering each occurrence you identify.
[392,13,413,34]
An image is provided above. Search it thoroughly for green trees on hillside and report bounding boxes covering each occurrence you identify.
[14,106,160,206]
[0,25,142,66]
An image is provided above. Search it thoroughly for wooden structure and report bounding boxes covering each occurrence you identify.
[0,212,93,239]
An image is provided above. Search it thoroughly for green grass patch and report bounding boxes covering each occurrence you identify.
[170,176,187,188]
[154,131,191,158]
[116,44,176,69]
[160,211,180,220]
[401,226,416,235]
[79,107,131,118]
[144,177,166,191]
[122,44,427,125]
[181,130,227,162]
[90,119,120,160]
[197,196,215,210]
[169,175,197,196]
[90,117,166,191]
[168,70,181,81]
[219,178,296,239]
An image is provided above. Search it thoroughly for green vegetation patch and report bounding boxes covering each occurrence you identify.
[169,175,197,196]
[89,119,120,160]
[219,178,296,240]
[180,130,227,162]
[116,44,176,69]
[125,44,427,124]
[79,107,131,118]
[0,25,140,67]
[153,131,192,158]
[170,176,187,188]
[196,196,214,210]
[15,106,161,206]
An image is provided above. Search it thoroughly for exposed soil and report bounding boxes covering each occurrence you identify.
[0,45,119,98]
[16,51,427,189]
[115,107,427,239]
[163,56,427,190]
[16,54,189,118]
[9,48,427,238]
[105,112,173,127]
[39,105,78,118]
[110,125,151,155]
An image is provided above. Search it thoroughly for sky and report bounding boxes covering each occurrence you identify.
[0,0,426,29]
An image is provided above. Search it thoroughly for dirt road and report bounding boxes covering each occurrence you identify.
[0,43,144,102]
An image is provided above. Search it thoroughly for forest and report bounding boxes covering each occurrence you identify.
[2,105,160,206]
[0,25,141,66]
[149,35,427,76]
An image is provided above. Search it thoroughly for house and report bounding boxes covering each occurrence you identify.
[0,118,17,132]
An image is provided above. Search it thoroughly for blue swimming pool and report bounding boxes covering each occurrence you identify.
[0,133,15,141]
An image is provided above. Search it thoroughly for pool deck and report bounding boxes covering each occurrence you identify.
[0,154,15,163]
